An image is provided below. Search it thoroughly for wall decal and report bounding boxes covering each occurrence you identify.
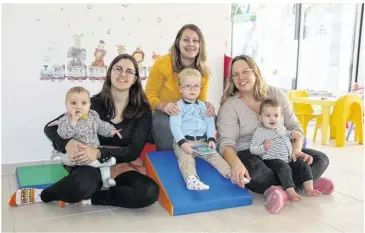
[152,52,161,60]
[116,44,126,55]
[132,46,145,69]
[91,40,106,67]
[66,34,87,81]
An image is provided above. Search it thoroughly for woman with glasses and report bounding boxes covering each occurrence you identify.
[145,24,215,151]
[9,54,159,208]
[217,55,334,214]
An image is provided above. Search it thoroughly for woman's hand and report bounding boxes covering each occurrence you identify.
[205,102,215,117]
[65,139,82,160]
[293,150,313,165]
[231,159,251,188]
[162,102,180,116]
[72,144,101,165]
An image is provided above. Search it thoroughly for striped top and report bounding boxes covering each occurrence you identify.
[217,86,304,155]
[250,125,294,163]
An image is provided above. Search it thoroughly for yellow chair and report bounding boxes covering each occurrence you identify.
[287,90,321,136]
[313,94,363,147]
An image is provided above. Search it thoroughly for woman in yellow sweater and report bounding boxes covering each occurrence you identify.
[145,24,215,151]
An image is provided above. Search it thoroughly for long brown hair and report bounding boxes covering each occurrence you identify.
[221,55,268,104]
[93,54,150,119]
[170,24,210,77]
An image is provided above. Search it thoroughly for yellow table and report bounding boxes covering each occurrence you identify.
[291,96,337,145]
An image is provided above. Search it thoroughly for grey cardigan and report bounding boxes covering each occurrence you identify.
[217,86,304,154]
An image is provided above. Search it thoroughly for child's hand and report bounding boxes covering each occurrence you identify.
[112,129,122,139]
[69,108,80,125]
[181,142,194,155]
[264,141,272,151]
[208,141,216,150]
[291,130,301,139]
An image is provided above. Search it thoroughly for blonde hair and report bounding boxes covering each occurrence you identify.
[65,86,90,103]
[178,68,202,86]
[170,24,210,78]
[221,55,268,104]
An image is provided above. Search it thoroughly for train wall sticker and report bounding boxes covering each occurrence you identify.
[40,35,161,82]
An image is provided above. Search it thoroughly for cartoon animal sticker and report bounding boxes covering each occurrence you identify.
[91,40,106,67]
[132,46,145,68]
[116,44,126,55]
[67,34,86,66]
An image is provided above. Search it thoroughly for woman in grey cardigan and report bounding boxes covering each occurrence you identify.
[217,55,334,214]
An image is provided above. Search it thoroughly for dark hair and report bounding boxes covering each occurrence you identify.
[259,99,280,115]
[170,24,210,77]
[94,54,151,119]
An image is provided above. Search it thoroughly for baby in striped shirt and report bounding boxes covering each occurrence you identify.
[250,99,322,201]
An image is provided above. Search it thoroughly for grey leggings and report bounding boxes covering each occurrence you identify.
[151,110,174,151]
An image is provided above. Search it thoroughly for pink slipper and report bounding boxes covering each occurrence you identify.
[313,177,334,194]
[263,186,289,214]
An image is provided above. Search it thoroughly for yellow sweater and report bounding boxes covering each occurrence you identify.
[145,54,210,110]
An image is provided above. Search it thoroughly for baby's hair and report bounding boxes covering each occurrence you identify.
[99,40,105,44]
[259,99,281,115]
[178,68,202,86]
[65,86,90,103]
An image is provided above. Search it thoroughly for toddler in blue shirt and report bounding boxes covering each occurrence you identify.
[169,68,231,191]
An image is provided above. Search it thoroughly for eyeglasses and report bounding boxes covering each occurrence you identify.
[182,84,201,90]
[232,69,253,79]
[112,66,135,78]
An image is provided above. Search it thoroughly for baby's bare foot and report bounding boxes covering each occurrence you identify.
[289,193,303,202]
[305,189,322,197]
[286,188,303,202]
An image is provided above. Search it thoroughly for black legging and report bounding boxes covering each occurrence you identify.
[40,166,159,208]
[238,148,329,194]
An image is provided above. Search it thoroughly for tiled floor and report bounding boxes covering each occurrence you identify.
[2,127,364,232]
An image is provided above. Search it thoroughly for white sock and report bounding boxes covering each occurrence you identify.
[34,189,43,202]
[81,199,92,204]
[186,175,209,191]
[9,188,43,206]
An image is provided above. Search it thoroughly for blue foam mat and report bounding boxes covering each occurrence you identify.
[148,151,253,216]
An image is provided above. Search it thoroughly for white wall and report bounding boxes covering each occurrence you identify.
[357,15,364,86]
[2,3,230,163]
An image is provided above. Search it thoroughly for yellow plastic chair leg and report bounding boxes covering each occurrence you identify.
[335,121,346,147]
[356,120,363,145]
[312,119,320,142]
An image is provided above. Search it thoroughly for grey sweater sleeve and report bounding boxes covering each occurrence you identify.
[217,99,240,155]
